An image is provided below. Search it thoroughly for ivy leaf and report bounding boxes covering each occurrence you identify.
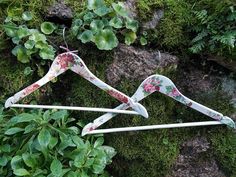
[22,11,33,21]
[78,30,94,43]
[13,168,30,176]
[5,127,24,135]
[125,19,139,32]
[24,40,35,49]
[38,127,51,148]
[94,29,118,50]
[140,36,147,45]
[109,17,123,29]
[112,2,129,18]
[125,31,137,45]
[41,22,56,35]
[94,137,104,148]
[88,0,105,10]
[90,20,104,32]
[94,6,111,16]
[50,159,62,176]
[11,156,23,170]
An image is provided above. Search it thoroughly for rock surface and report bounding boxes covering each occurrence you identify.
[46,0,73,26]
[106,44,179,86]
[167,137,226,177]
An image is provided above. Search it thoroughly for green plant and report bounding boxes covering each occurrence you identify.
[3,11,56,63]
[189,6,236,58]
[71,0,143,50]
[0,109,116,176]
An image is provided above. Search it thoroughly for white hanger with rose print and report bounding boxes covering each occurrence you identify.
[4,48,148,118]
[82,74,235,136]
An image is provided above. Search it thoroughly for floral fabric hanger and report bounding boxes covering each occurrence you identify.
[82,74,235,136]
[5,48,148,118]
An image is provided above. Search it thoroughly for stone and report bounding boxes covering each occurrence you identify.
[46,0,73,26]
[167,137,226,177]
[207,55,236,72]
[106,44,179,86]
[124,0,138,19]
[142,9,164,30]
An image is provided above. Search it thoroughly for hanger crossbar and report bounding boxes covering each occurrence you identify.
[86,121,223,134]
[11,104,140,115]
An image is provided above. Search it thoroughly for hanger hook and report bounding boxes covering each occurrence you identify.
[60,27,78,54]
[63,27,69,50]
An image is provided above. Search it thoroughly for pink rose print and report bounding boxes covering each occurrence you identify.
[57,53,76,69]
[169,88,180,97]
[143,78,161,93]
[143,83,160,93]
[24,84,40,95]
[107,90,129,103]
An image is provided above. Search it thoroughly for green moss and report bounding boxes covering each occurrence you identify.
[137,0,192,50]
[0,54,52,104]
[209,129,236,177]
[137,0,164,20]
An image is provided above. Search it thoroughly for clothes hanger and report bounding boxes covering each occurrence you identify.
[4,48,148,118]
[82,74,235,136]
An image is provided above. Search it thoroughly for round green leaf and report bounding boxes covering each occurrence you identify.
[94,29,118,50]
[94,6,111,16]
[16,47,30,63]
[38,127,51,148]
[88,0,105,10]
[4,24,17,37]
[24,67,33,76]
[40,22,56,35]
[109,17,123,28]
[140,36,147,45]
[71,19,83,36]
[12,37,20,44]
[112,2,129,17]
[125,31,137,45]
[125,19,139,32]
[50,159,62,176]
[83,12,96,22]
[24,40,35,49]
[39,45,55,60]
[29,32,47,43]
[78,30,93,43]
[17,27,30,39]
[22,11,33,21]
[0,156,8,167]
[90,20,104,32]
